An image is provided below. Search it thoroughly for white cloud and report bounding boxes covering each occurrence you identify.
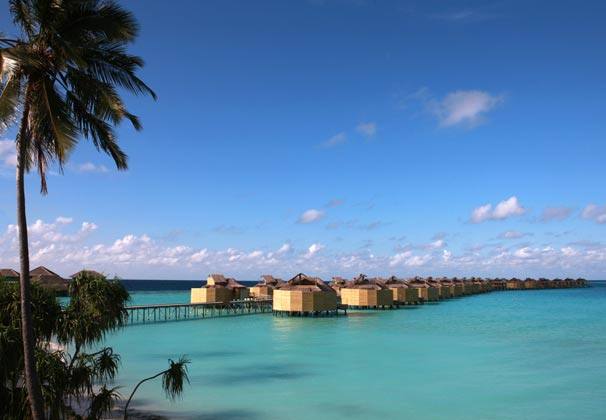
[321,132,347,148]
[442,250,452,262]
[0,140,17,167]
[356,122,377,138]
[76,162,108,173]
[581,204,606,224]
[499,230,528,239]
[540,206,573,222]
[389,250,431,267]
[298,209,324,224]
[471,196,526,223]
[428,239,446,249]
[305,243,325,258]
[429,90,504,128]
[277,243,292,254]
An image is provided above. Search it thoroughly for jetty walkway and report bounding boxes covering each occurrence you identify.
[125,298,273,325]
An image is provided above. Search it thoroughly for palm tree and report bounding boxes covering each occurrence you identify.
[0,1,155,417]
[123,356,191,419]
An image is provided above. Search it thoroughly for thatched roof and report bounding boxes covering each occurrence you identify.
[70,269,104,278]
[383,276,408,288]
[30,266,63,278]
[277,273,335,293]
[225,278,247,289]
[30,266,68,293]
[0,268,19,279]
[345,274,388,290]
[256,275,284,287]
[207,274,227,285]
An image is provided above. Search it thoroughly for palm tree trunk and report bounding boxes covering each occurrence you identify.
[16,99,46,420]
[123,370,166,419]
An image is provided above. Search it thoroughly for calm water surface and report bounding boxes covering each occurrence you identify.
[104,282,606,419]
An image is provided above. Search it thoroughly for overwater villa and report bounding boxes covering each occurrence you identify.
[451,278,465,296]
[329,276,350,296]
[0,268,19,282]
[340,274,393,309]
[506,278,523,290]
[408,277,440,302]
[383,276,420,305]
[250,275,284,298]
[438,277,455,298]
[191,273,249,304]
[273,273,337,315]
[490,278,507,290]
[524,278,537,289]
[426,277,448,299]
[30,266,69,295]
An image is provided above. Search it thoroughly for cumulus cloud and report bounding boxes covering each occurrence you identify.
[277,243,292,254]
[498,230,530,240]
[471,196,526,223]
[356,122,377,138]
[430,90,504,127]
[321,132,347,148]
[298,209,324,224]
[76,162,108,173]
[540,207,573,222]
[581,204,606,224]
[0,140,17,167]
[305,243,325,259]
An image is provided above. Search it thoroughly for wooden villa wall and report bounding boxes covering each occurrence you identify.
[273,290,337,312]
[250,285,272,297]
[232,288,250,300]
[341,289,393,307]
[427,287,440,302]
[453,284,464,296]
[191,287,232,304]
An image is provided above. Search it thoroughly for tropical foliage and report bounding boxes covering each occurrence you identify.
[0,271,129,419]
[0,1,155,416]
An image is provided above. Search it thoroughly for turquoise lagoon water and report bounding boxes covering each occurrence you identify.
[106,284,606,419]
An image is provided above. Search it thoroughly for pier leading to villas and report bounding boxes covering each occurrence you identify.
[125,298,273,325]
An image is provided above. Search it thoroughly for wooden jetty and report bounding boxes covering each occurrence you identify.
[125,298,272,325]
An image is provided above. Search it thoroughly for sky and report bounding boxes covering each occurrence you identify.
[1,0,605,280]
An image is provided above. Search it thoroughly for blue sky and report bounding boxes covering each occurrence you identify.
[1,0,605,279]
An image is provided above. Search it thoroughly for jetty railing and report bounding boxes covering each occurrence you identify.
[125,298,273,325]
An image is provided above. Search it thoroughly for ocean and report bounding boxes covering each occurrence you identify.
[103,281,606,419]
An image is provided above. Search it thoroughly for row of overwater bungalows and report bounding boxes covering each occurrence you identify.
[0,266,96,295]
[190,274,589,315]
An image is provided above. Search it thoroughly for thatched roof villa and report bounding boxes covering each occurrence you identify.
[250,275,284,298]
[191,273,249,304]
[329,276,350,296]
[340,274,393,309]
[383,276,420,305]
[0,268,19,282]
[437,277,455,298]
[408,277,440,302]
[451,278,464,297]
[506,278,523,290]
[30,266,69,295]
[273,273,337,315]
[490,278,507,290]
[523,278,537,289]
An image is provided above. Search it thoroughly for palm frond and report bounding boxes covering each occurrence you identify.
[162,356,191,401]
[0,71,21,132]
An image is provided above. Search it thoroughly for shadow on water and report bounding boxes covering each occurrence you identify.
[316,402,388,418]
[196,362,311,386]
[149,349,245,360]
[346,311,380,317]
[120,407,262,420]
